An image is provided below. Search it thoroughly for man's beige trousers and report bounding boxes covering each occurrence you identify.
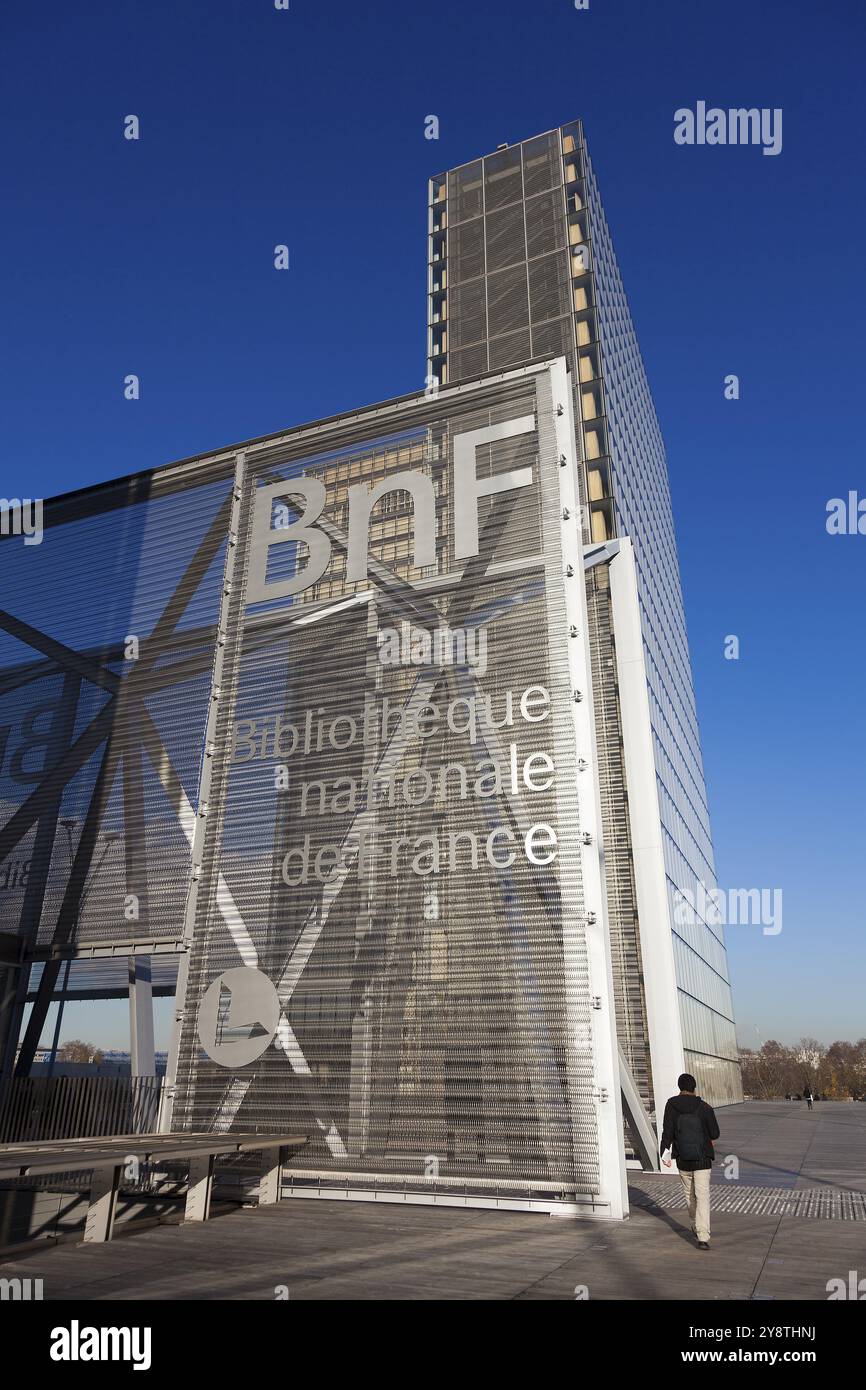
[678,1167,711,1243]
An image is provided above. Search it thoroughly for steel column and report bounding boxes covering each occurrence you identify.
[160,457,246,1132]
[129,956,156,1077]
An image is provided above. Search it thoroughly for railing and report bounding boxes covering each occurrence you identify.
[0,1075,163,1143]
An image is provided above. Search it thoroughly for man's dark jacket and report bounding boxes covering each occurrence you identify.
[660,1093,720,1171]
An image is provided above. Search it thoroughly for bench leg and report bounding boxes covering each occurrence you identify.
[185,1153,215,1222]
[259,1150,283,1206]
[84,1164,121,1243]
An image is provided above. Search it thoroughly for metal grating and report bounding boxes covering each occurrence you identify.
[529,253,573,326]
[26,954,179,1000]
[448,344,489,382]
[447,160,484,224]
[486,265,529,338]
[0,1074,163,1142]
[0,466,234,959]
[449,280,487,349]
[531,317,575,363]
[485,204,526,273]
[522,133,562,199]
[483,146,523,211]
[450,220,485,284]
[526,189,566,260]
[631,1178,866,1221]
[170,372,609,1204]
[488,330,532,371]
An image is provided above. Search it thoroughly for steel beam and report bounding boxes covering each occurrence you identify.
[14,733,122,1074]
[619,1046,660,1171]
[160,458,246,1133]
[608,539,686,1141]
[0,671,83,1079]
[129,956,156,1077]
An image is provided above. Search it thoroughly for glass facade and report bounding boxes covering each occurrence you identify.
[429,124,741,1110]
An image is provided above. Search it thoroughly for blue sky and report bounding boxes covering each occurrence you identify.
[2,0,864,1050]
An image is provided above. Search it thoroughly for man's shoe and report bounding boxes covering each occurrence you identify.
[697,1241,710,1250]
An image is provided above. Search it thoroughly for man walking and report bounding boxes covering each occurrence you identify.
[660,1073,720,1250]
[803,1085,813,1111]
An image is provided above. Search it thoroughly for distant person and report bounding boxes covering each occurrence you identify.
[803,1086,813,1111]
[660,1073,720,1250]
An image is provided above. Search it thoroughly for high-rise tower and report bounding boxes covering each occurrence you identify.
[428,121,741,1120]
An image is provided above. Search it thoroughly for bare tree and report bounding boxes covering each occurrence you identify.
[57,1039,105,1065]
[739,1038,866,1100]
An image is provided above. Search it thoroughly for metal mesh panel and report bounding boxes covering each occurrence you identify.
[449,280,487,349]
[450,220,485,284]
[447,160,484,224]
[486,265,529,338]
[483,146,523,211]
[485,204,526,273]
[0,465,233,956]
[526,190,566,261]
[522,133,562,198]
[531,317,575,363]
[529,253,573,326]
[448,344,489,382]
[26,954,179,1000]
[488,330,532,370]
[171,373,605,1202]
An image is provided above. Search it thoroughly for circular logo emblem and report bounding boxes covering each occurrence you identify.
[197,967,280,1068]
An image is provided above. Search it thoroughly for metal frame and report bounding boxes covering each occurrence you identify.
[548,358,627,1217]
[608,538,685,1147]
[159,453,246,1130]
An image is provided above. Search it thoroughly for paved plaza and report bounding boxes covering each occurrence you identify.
[2,1102,864,1300]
